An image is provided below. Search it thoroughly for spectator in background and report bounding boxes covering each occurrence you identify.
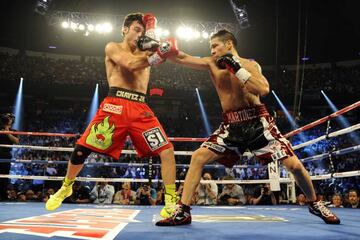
[113,182,136,205]
[25,190,37,201]
[43,188,55,203]
[17,192,26,202]
[136,183,157,206]
[46,164,57,176]
[328,193,344,208]
[0,113,19,200]
[252,183,277,205]
[156,186,165,205]
[344,189,359,208]
[296,193,307,206]
[218,175,246,205]
[66,181,90,204]
[7,189,17,201]
[316,193,325,202]
[90,181,115,204]
[35,191,43,201]
[195,172,218,206]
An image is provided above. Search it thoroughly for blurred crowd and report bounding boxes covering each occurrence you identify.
[1,51,360,93]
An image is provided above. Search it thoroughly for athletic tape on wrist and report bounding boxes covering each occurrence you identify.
[235,68,252,84]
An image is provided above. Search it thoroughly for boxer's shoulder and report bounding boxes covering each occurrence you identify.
[238,57,252,65]
[105,42,124,53]
[106,41,120,48]
[239,58,262,73]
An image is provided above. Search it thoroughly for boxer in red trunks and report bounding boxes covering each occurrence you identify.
[156,29,340,226]
[46,13,180,218]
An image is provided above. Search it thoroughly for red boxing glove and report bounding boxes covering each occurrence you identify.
[142,13,158,40]
[148,38,179,66]
[157,38,179,58]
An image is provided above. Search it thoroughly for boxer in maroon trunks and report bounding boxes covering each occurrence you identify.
[156,29,340,226]
[46,13,180,218]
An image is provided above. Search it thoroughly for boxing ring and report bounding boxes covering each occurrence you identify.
[0,203,358,240]
[0,101,359,240]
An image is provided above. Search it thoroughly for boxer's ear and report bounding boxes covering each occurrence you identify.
[122,26,129,36]
[225,40,233,50]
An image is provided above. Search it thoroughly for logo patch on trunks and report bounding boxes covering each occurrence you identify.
[85,116,115,150]
[103,103,123,114]
[142,127,168,151]
[202,142,226,153]
[271,150,288,161]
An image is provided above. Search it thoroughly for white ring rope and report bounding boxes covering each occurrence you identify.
[301,144,360,162]
[0,122,359,155]
[0,145,193,156]
[292,123,360,150]
[0,170,359,183]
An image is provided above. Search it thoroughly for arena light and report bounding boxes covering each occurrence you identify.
[176,26,185,38]
[52,10,236,40]
[202,31,209,39]
[87,24,94,31]
[61,21,113,35]
[155,28,163,37]
[162,29,170,37]
[95,24,104,33]
[272,91,314,153]
[321,90,359,144]
[61,21,69,29]
[184,28,195,41]
[230,0,250,29]
[87,84,99,124]
[177,26,202,41]
[34,0,53,15]
[176,26,195,41]
[102,23,113,33]
[13,78,23,130]
[78,24,85,31]
[194,31,200,39]
[155,28,170,38]
[195,88,211,136]
[272,91,298,130]
[70,22,78,31]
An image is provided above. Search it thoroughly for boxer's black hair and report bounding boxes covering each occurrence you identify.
[122,13,145,35]
[210,29,237,48]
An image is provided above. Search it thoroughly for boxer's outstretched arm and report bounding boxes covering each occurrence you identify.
[105,42,150,72]
[169,51,210,70]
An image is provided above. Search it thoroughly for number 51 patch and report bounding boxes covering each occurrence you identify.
[142,127,168,151]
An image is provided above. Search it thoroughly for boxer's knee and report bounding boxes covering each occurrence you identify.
[70,145,91,165]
